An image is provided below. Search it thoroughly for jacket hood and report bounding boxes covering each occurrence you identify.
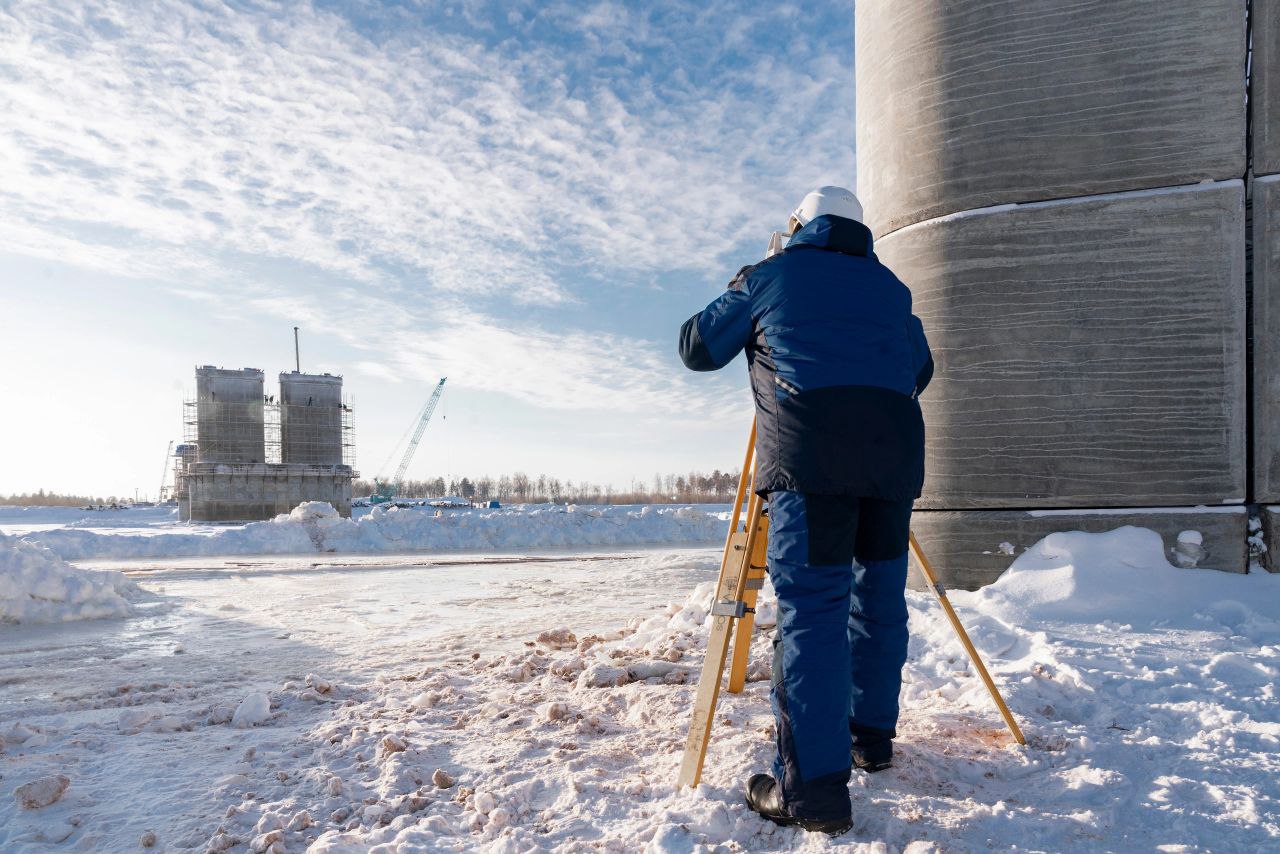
[786,214,873,258]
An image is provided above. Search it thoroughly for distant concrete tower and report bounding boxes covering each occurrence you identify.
[279,372,344,466]
[194,367,266,464]
[855,1,1256,584]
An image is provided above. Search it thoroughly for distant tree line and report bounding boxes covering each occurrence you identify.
[1,490,124,507]
[353,470,742,505]
[9,471,743,509]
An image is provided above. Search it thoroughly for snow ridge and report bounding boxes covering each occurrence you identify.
[0,535,139,624]
[20,503,727,561]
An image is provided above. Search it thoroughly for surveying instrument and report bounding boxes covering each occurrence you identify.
[677,233,1026,789]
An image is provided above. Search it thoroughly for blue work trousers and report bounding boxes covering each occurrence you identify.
[766,490,912,821]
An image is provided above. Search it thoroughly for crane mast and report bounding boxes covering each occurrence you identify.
[373,377,447,504]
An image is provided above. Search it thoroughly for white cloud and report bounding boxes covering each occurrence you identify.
[352,360,403,383]
[0,0,854,417]
[227,279,747,422]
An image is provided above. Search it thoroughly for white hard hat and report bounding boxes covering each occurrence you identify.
[788,185,863,232]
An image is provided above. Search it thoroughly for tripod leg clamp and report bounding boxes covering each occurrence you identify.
[711,600,754,618]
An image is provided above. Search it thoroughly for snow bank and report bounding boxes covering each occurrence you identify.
[967,526,1280,635]
[0,536,139,624]
[23,503,727,561]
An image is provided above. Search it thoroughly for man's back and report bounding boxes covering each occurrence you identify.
[680,214,933,499]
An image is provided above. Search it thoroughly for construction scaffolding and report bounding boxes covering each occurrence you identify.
[182,397,355,467]
[172,444,197,504]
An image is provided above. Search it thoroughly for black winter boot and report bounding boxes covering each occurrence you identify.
[851,724,894,773]
[744,774,852,836]
[851,743,893,773]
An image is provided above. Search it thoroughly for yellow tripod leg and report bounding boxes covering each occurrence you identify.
[677,425,762,788]
[677,492,765,787]
[909,531,1026,745]
[726,510,768,693]
[716,421,756,572]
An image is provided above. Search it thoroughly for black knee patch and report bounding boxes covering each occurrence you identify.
[803,494,858,565]
[853,498,913,563]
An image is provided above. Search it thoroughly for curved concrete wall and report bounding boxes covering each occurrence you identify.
[856,0,1246,237]
[878,182,1246,509]
[1254,4,1280,512]
[911,508,1248,590]
[195,367,266,465]
[855,1,1254,584]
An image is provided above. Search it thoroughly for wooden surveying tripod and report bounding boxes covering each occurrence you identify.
[677,420,1026,788]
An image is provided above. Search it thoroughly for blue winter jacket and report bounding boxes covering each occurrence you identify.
[679,214,933,499]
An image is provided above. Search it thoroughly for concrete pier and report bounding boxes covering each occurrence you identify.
[183,463,352,522]
[183,366,354,522]
[1255,177,1280,504]
[855,0,1245,237]
[911,508,1249,590]
[1253,5,1280,507]
[876,182,1246,510]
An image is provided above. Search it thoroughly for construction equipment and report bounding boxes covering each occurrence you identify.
[677,421,769,788]
[157,440,174,503]
[372,377,447,504]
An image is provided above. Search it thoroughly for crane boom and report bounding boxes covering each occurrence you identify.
[373,377,447,503]
[158,440,174,503]
[392,377,447,490]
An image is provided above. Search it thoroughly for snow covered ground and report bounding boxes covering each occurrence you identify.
[1,520,1279,851]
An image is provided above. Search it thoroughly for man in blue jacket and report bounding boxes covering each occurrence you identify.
[679,186,933,834]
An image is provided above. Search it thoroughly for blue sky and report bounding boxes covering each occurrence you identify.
[0,0,855,498]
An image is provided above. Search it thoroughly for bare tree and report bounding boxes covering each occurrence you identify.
[512,472,530,502]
